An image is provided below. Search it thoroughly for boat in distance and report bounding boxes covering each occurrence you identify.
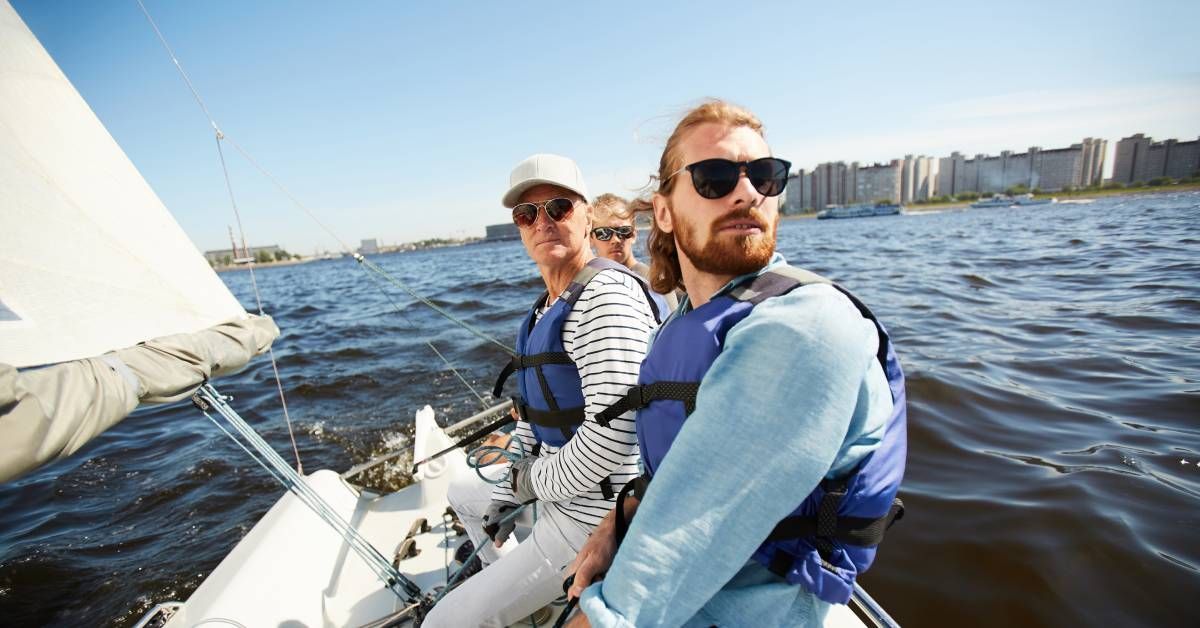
[971,193,1057,208]
[817,202,903,220]
[1013,193,1057,206]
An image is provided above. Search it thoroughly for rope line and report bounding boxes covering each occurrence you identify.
[356,256,518,357]
[432,502,529,607]
[213,134,305,473]
[428,436,536,606]
[137,0,304,473]
[136,0,515,371]
[465,434,529,485]
[134,0,218,133]
[429,434,532,607]
[356,261,491,409]
[195,384,423,603]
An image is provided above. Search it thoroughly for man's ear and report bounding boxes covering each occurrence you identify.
[651,193,673,234]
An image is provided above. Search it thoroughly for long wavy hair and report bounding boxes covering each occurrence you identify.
[646,100,765,294]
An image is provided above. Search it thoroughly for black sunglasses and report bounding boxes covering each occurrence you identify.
[591,225,634,241]
[512,197,576,227]
[671,157,791,200]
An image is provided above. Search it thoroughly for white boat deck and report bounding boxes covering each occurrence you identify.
[162,407,872,627]
[166,407,467,627]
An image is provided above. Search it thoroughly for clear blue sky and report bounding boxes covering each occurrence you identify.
[13,0,1200,254]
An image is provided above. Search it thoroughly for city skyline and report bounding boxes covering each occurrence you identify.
[11,1,1200,253]
[787,135,1125,211]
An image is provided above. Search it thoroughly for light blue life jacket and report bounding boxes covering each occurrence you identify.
[595,265,906,605]
[492,258,666,453]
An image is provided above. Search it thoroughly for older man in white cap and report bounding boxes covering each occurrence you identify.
[422,154,661,627]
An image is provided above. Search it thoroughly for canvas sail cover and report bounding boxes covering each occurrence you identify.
[0,2,279,482]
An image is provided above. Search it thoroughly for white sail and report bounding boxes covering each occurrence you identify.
[0,0,247,369]
[0,2,277,484]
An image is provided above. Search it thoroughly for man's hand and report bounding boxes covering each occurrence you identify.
[567,494,640,599]
[566,514,618,599]
[510,456,538,503]
[482,500,518,547]
[475,432,512,466]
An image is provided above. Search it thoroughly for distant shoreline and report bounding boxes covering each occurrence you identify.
[214,186,1198,266]
[213,257,318,273]
[784,183,1200,219]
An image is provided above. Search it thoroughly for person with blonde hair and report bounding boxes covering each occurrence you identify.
[563,101,908,627]
[589,193,677,312]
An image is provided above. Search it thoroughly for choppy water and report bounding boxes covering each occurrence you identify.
[2,192,1198,626]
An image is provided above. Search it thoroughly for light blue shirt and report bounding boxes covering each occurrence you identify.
[579,253,894,627]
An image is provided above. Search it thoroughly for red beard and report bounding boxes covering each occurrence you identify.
[673,206,778,277]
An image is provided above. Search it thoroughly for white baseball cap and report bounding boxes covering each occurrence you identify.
[502,153,591,208]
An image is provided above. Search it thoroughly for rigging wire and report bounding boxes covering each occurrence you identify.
[136,0,305,472]
[213,133,305,473]
[135,0,515,450]
[356,261,492,409]
[131,0,532,612]
[355,256,517,358]
[220,130,517,358]
[193,384,423,603]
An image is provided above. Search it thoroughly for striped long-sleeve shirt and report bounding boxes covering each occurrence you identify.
[492,268,657,529]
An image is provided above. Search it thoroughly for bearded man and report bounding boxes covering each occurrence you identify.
[565,101,908,627]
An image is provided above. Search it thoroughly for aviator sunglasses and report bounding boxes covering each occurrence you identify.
[511,197,576,227]
[670,157,792,200]
[591,225,635,241]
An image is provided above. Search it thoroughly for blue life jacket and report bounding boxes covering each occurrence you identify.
[493,258,666,453]
[595,265,906,605]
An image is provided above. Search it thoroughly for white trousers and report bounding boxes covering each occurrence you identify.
[423,471,592,627]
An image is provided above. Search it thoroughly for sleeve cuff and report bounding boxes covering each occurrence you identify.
[579,582,636,628]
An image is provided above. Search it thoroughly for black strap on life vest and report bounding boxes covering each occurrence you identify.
[509,395,583,441]
[492,351,574,398]
[614,473,651,544]
[763,479,905,577]
[594,381,700,426]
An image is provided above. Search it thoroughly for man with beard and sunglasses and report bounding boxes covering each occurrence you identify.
[422,154,664,627]
[589,193,678,312]
[562,101,907,627]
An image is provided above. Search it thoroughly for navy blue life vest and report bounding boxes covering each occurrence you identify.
[596,265,906,605]
[493,258,666,451]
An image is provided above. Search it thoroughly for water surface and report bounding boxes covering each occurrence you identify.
[1,192,1197,626]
